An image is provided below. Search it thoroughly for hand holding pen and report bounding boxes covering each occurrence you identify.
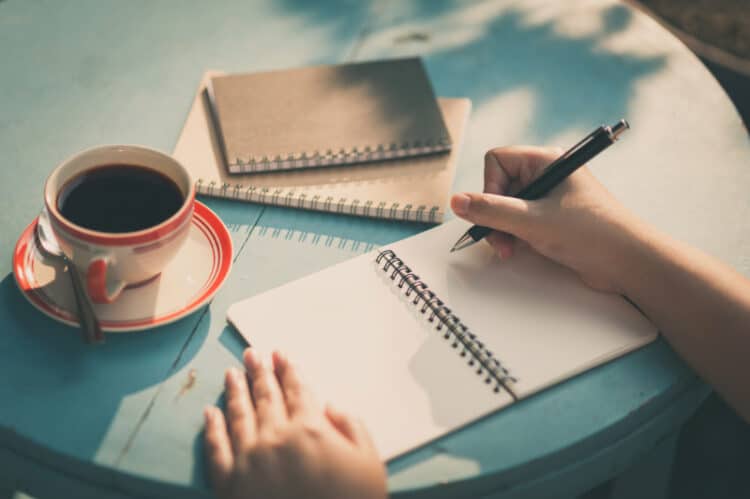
[450,120,629,252]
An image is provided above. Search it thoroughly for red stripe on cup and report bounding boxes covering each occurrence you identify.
[14,201,233,332]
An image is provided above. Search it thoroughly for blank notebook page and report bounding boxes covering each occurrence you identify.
[227,220,657,460]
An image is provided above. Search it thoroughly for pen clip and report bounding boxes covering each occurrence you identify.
[558,126,605,163]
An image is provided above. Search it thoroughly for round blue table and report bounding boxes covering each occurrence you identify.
[1,1,748,498]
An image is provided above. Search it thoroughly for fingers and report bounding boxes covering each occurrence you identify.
[483,152,511,195]
[204,406,234,489]
[454,147,562,236]
[325,404,376,452]
[244,348,288,436]
[272,351,318,420]
[485,231,516,259]
[484,146,563,195]
[450,192,536,238]
[224,367,258,454]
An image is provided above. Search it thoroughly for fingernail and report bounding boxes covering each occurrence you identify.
[244,348,261,370]
[272,350,287,368]
[325,403,340,418]
[452,194,470,216]
[225,367,240,384]
[204,406,214,421]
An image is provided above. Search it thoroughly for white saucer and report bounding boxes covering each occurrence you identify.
[13,201,232,332]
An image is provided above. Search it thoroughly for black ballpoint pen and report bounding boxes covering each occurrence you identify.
[450,119,630,253]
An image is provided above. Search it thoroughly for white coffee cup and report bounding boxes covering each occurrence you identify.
[44,145,195,304]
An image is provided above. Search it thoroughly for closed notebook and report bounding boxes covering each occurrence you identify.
[207,58,452,173]
[227,220,658,460]
[174,72,470,223]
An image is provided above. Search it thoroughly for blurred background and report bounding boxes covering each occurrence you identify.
[632,0,750,129]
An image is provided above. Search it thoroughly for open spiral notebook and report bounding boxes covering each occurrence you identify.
[227,221,658,460]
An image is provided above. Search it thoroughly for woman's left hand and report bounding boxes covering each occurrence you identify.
[204,349,388,499]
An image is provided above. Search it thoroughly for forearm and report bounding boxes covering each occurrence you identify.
[618,222,750,422]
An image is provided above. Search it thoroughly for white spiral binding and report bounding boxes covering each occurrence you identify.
[195,179,443,223]
[226,138,452,173]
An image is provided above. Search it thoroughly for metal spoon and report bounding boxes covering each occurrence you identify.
[34,209,104,343]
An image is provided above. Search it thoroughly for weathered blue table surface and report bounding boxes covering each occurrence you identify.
[1,1,749,498]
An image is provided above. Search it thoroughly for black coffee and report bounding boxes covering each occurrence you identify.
[58,164,184,233]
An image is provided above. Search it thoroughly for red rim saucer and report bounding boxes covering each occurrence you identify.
[13,201,232,332]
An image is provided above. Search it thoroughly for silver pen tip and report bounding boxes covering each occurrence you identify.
[450,233,477,253]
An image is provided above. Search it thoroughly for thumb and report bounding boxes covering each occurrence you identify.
[451,192,537,238]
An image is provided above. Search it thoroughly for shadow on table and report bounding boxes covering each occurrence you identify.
[190,328,237,490]
[280,0,666,143]
[0,272,210,467]
[431,3,666,142]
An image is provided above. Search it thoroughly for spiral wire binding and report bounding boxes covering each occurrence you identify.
[195,179,443,223]
[376,249,518,400]
[227,138,452,173]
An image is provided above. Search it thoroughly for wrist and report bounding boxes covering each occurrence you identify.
[608,214,664,299]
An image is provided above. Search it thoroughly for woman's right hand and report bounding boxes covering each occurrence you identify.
[450,146,750,423]
[450,145,646,293]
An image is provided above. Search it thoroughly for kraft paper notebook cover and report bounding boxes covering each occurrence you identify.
[207,58,452,173]
[174,72,470,223]
[227,220,658,461]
